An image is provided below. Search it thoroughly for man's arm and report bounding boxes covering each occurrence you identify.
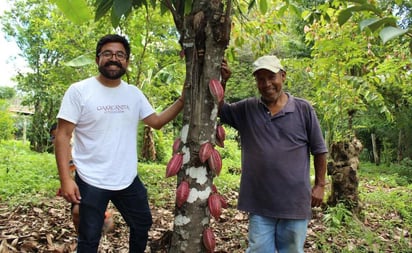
[55,118,80,204]
[311,152,327,207]
[143,96,184,130]
[144,60,231,129]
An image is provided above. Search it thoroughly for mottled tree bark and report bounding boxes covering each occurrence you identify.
[141,125,156,161]
[327,138,363,213]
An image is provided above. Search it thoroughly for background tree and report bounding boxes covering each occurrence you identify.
[0,0,102,152]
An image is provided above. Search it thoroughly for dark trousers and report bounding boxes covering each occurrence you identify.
[75,174,152,252]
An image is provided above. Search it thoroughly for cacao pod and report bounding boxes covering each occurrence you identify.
[172,137,181,154]
[166,153,183,178]
[208,193,222,220]
[176,180,190,208]
[209,79,224,103]
[215,124,225,148]
[199,142,213,163]
[211,184,218,194]
[210,185,227,208]
[207,148,222,176]
[203,227,216,253]
[219,195,228,209]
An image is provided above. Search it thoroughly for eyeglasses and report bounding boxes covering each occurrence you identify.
[98,50,127,60]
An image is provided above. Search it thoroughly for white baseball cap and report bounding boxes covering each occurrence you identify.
[252,55,284,74]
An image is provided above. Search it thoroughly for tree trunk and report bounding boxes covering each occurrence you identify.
[141,125,156,161]
[327,138,363,214]
[371,133,380,165]
[30,101,46,152]
[324,130,330,159]
[166,1,231,252]
[397,129,403,163]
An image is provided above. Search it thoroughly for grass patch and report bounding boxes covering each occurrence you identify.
[0,140,59,206]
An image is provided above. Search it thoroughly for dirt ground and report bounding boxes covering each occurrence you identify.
[0,189,330,253]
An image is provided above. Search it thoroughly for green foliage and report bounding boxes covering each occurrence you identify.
[394,158,412,184]
[323,202,353,228]
[336,0,411,44]
[0,101,16,140]
[300,1,412,152]
[0,87,16,99]
[223,60,258,102]
[216,126,242,175]
[52,0,93,24]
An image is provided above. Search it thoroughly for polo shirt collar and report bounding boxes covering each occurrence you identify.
[258,92,296,114]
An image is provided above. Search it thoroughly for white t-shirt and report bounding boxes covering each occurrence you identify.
[57,77,155,190]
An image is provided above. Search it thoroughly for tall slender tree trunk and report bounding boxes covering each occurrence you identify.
[371,133,380,165]
[397,129,403,163]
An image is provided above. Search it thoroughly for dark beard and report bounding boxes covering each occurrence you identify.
[98,61,126,80]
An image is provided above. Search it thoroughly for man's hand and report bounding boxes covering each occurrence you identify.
[311,184,325,207]
[60,178,81,204]
[221,59,231,89]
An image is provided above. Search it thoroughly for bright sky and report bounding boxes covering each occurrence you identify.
[0,2,27,87]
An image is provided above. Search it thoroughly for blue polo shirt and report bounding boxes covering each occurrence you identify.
[219,93,327,219]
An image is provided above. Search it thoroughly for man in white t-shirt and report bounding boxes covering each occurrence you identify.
[55,34,185,253]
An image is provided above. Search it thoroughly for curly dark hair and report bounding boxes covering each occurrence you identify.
[95,34,131,60]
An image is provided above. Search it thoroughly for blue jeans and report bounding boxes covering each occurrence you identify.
[246,214,309,253]
[75,174,152,253]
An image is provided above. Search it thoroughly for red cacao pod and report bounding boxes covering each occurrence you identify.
[166,153,183,178]
[219,195,228,209]
[172,137,181,154]
[208,193,222,220]
[209,79,224,103]
[176,180,190,208]
[203,227,216,253]
[215,124,225,148]
[207,148,222,176]
[199,142,213,163]
[211,184,218,194]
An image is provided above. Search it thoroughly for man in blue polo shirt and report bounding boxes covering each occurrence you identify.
[219,55,328,253]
